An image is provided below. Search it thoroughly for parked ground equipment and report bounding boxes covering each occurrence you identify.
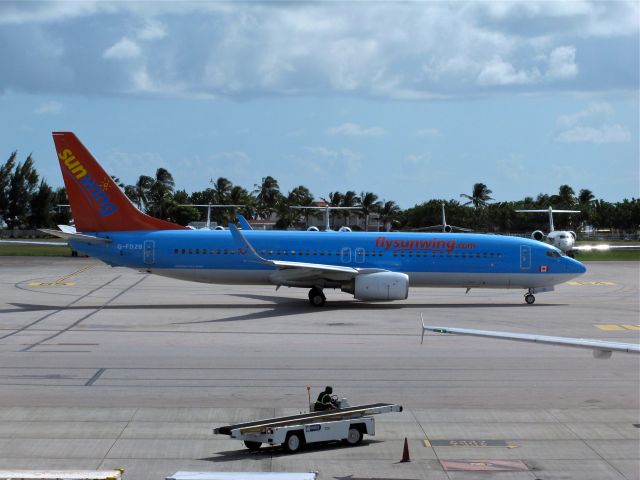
[213,401,402,453]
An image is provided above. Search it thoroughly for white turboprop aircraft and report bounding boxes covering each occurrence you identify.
[420,315,640,359]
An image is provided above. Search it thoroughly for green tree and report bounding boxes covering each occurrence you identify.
[28,180,55,228]
[340,190,359,226]
[147,168,176,219]
[6,155,39,229]
[460,183,493,209]
[0,151,17,225]
[379,200,401,231]
[254,176,281,219]
[359,191,381,232]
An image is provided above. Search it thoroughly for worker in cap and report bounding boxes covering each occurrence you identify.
[313,386,339,411]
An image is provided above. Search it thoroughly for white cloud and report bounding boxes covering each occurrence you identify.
[137,20,166,41]
[556,125,630,144]
[34,100,62,115]
[555,102,631,144]
[0,2,637,99]
[477,56,538,86]
[546,46,578,79]
[557,102,613,128]
[327,123,386,136]
[103,37,141,60]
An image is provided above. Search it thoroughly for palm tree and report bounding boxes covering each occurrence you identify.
[554,184,576,208]
[254,176,281,219]
[229,185,254,219]
[132,175,154,211]
[578,189,595,206]
[341,190,359,226]
[379,200,401,232]
[460,183,493,209]
[212,177,232,205]
[147,168,176,219]
[359,191,381,231]
[288,185,314,226]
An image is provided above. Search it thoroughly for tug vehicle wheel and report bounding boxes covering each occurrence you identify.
[283,431,304,453]
[244,441,262,451]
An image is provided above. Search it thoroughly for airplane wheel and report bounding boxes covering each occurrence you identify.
[308,288,326,307]
[525,294,536,305]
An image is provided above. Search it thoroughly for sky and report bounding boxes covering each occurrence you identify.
[0,1,638,208]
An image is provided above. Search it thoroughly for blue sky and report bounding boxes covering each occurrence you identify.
[0,1,638,208]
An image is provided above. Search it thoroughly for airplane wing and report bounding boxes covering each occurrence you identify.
[0,239,68,246]
[420,315,639,359]
[228,224,386,284]
[40,228,111,245]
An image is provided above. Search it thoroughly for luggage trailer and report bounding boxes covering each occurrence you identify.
[213,402,403,453]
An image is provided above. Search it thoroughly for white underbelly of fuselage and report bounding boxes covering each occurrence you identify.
[145,267,572,289]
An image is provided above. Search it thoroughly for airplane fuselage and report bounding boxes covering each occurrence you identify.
[71,230,585,291]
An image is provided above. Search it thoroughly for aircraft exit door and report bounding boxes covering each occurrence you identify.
[520,245,531,270]
[144,240,155,265]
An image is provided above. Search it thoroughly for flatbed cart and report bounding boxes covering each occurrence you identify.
[213,402,402,453]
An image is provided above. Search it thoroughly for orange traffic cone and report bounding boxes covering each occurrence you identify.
[400,437,411,462]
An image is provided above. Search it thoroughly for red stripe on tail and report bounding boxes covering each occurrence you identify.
[53,132,188,232]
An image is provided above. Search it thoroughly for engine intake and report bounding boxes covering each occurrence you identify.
[344,272,409,301]
[531,230,545,241]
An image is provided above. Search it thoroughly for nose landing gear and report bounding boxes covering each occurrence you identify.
[309,287,326,307]
[524,290,536,305]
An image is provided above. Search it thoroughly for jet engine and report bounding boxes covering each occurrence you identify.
[531,230,545,241]
[343,272,409,301]
[443,225,453,233]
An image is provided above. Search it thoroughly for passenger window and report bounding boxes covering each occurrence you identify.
[174,248,178,254]
[181,248,186,254]
[223,249,228,255]
[188,249,193,254]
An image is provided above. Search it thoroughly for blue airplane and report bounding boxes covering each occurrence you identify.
[46,132,586,306]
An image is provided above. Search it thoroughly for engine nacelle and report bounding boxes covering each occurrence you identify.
[531,230,545,241]
[443,225,453,233]
[347,272,409,301]
[307,226,320,232]
[339,226,352,232]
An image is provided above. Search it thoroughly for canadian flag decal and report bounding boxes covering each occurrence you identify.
[539,266,549,273]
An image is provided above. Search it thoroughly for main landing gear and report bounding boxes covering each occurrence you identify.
[524,290,536,305]
[308,287,326,307]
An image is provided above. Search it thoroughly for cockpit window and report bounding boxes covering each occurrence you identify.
[545,250,564,258]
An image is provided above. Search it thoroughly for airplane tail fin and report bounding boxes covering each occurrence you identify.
[52,132,187,232]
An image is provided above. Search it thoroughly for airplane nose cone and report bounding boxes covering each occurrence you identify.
[566,256,586,275]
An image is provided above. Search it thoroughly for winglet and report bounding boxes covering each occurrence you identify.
[228,224,268,264]
[237,215,253,230]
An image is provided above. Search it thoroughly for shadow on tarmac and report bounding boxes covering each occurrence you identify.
[201,439,383,462]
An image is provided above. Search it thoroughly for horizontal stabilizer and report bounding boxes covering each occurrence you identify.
[40,228,111,245]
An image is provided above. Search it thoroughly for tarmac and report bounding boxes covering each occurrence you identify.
[0,256,638,480]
